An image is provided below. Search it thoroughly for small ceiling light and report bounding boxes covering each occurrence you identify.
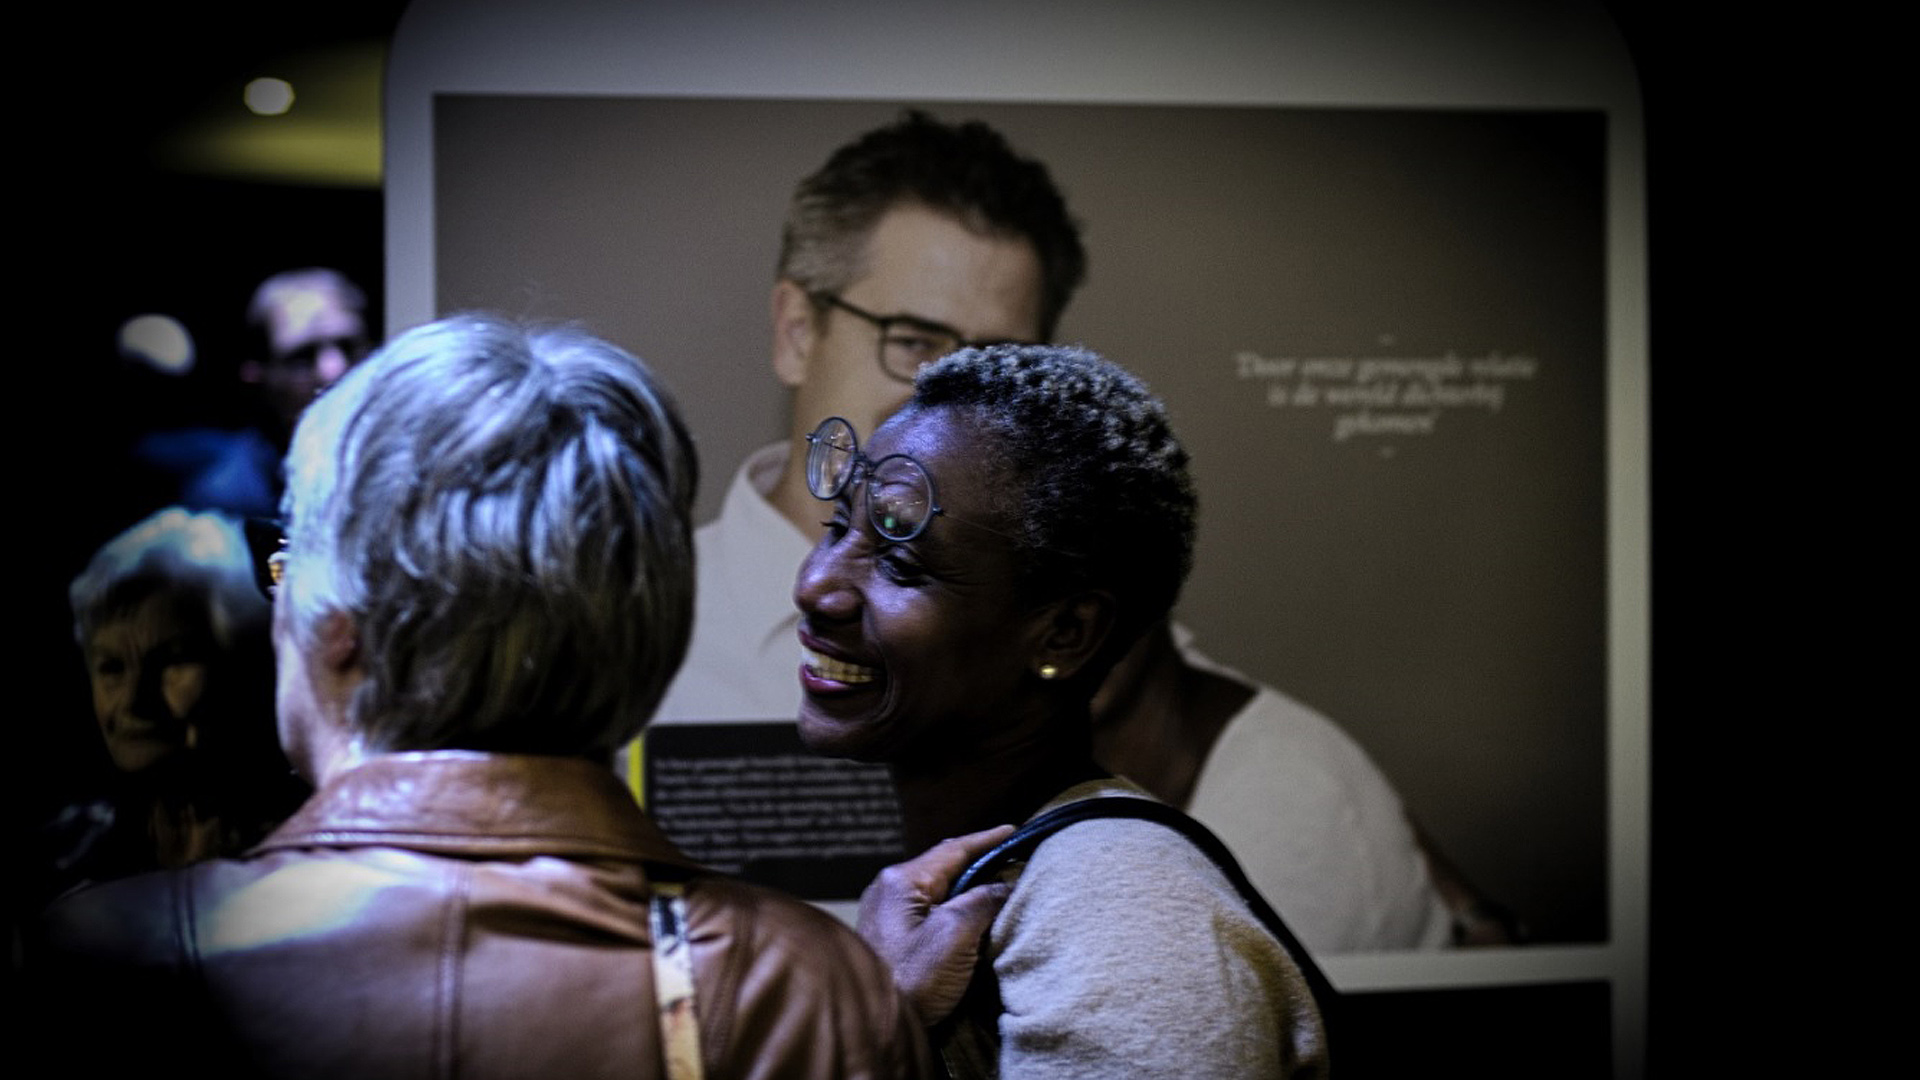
[244,77,295,116]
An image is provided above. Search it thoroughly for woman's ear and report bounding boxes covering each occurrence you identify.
[313,610,364,678]
[1029,590,1116,683]
[771,279,821,388]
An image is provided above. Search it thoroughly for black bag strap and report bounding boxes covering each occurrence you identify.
[947,796,1341,1043]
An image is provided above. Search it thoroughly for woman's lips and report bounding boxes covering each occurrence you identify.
[108,715,173,741]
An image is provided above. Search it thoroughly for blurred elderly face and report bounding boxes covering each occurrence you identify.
[85,591,216,774]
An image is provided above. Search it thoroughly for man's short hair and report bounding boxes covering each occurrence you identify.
[246,267,368,359]
[777,110,1087,340]
[280,314,698,757]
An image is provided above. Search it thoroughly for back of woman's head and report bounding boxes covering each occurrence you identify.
[909,344,1196,661]
[281,314,698,758]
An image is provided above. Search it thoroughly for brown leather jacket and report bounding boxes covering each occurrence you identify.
[28,752,931,1079]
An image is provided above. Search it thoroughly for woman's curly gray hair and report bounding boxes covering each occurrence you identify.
[907,343,1197,660]
[280,314,698,757]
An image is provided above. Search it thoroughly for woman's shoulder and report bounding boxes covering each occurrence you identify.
[1002,782,1256,933]
[988,783,1306,1079]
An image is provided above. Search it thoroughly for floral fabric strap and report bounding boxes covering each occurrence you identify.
[649,882,705,1080]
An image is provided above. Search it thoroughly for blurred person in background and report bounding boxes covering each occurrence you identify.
[37,506,306,904]
[239,267,374,440]
[133,267,374,519]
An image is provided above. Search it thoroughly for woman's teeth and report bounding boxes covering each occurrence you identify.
[804,647,878,685]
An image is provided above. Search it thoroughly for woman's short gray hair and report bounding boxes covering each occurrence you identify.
[280,314,698,757]
[906,344,1196,663]
[70,506,266,649]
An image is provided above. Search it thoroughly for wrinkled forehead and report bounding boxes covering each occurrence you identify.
[871,407,1015,518]
[868,404,954,463]
[86,584,213,646]
[850,203,1047,342]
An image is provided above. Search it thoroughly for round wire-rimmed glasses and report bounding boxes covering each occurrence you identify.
[805,416,1087,561]
[805,416,943,541]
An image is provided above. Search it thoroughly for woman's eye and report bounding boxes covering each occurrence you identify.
[879,549,927,583]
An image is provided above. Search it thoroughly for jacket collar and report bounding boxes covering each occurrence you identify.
[256,751,703,872]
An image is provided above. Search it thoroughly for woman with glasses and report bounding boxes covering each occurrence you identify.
[795,344,1329,1079]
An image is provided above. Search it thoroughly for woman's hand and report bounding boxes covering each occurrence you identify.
[857,825,1017,1025]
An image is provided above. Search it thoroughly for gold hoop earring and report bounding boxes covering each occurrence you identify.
[1038,664,1060,680]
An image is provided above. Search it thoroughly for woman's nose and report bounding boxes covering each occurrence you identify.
[794,540,860,623]
[132,661,170,718]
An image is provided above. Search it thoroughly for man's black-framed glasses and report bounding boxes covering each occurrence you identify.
[813,292,1020,384]
[805,416,945,542]
[244,517,288,600]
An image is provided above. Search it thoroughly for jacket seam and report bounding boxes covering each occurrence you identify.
[694,878,747,1075]
[434,862,473,1079]
[176,870,211,1012]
